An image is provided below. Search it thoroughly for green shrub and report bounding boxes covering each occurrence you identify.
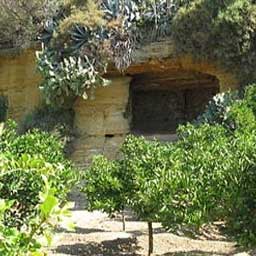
[244,84,256,115]
[83,84,256,250]
[1,120,67,163]
[83,136,176,255]
[172,0,256,84]
[197,90,240,127]
[120,136,172,223]
[19,106,76,155]
[83,155,124,215]
[0,180,71,256]
[175,86,256,245]
[0,120,77,230]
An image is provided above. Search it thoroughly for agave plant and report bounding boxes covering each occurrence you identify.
[39,19,57,45]
[70,25,91,51]
[37,0,186,106]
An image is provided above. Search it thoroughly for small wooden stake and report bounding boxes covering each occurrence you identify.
[148,221,153,256]
[122,209,126,231]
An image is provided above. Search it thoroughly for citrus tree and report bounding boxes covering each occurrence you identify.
[0,120,78,254]
[83,84,256,253]
[82,155,128,230]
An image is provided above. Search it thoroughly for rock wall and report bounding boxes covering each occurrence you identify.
[0,49,41,121]
[72,76,131,167]
[0,41,241,168]
[127,40,240,91]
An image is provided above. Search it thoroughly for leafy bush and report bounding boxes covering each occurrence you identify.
[172,0,256,84]
[0,120,77,254]
[121,136,181,255]
[83,155,124,215]
[0,182,71,256]
[197,90,240,127]
[37,0,185,106]
[0,0,62,49]
[198,84,256,130]
[243,84,256,115]
[83,84,256,251]
[172,85,256,245]
[83,137,175,255]
[1,120,67,163]
[19,106,76,155]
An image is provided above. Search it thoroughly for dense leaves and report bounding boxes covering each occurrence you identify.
[0,120,77,255]
[0,0,62,49]
[19,106,76,155]
[197,90,240,128]
[37,0,185,106]
[83,84,256,251]
[83,155,125,214]
[172,0,256,84]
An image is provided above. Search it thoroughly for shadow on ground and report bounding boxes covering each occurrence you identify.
[55,237,141,256]
[156,251,231,256]
[57,227,108,235]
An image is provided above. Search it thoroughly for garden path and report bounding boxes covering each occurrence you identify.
[49,208,251,256]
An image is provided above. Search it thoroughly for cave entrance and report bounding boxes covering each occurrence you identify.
[130,71,219,136]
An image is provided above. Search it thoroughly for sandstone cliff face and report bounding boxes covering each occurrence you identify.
[0,41,240,167]
[0,49,41,121]
[72,76,131,167]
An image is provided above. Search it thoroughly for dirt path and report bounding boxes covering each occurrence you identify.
[48,210,251,256]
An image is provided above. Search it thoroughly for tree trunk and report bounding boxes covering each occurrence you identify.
[122,209,126,231]
[148,221,153,256]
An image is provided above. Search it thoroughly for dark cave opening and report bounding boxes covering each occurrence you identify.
[130,71,219,135]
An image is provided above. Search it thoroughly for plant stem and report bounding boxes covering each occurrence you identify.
[27,218,46,248]
[122,209,126,231]
[148,221,153,256]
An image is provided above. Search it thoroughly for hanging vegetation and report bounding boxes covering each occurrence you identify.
[36,0,256,106]
[1,1,255,105]
[0,0,62,49]
[37,0,187,106]
[172,0,256,85]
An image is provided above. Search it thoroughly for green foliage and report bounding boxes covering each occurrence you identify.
[37,0,184,106]
[0,183,71,256]
[120,136,172,222]
[19,106,76,155]
[197,90,240,127]
[83,84,256,248]
[0,0,63,49]
[172,0,256,84]
[36,53,110,106]
[243,84,256,115]
[1,120,66,163]
[0,120,77,231]
[83,155,124,214]
[198,84,256,130]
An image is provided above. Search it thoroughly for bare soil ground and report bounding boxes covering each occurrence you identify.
[48,210,253,256]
